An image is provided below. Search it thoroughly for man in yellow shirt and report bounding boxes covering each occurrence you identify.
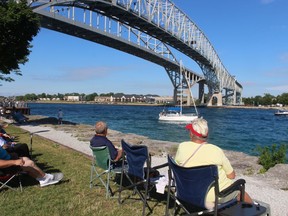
[175,118,252,207]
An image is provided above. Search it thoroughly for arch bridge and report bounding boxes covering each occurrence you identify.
[28,0,243,106]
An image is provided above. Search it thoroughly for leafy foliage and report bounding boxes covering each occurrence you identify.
[243,92,288,106]
[0,0,39,82]
[257,144,287,172]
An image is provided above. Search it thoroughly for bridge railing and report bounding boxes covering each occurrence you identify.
[115,0,240,93]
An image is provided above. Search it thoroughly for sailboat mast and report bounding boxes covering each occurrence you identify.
[180,60,183,115]
[180,60,199,117]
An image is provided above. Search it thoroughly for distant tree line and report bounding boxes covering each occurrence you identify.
[242,93,288,106]
[8,92,288,106]
[13,92,154,101]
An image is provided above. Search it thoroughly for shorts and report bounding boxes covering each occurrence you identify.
[219,190,239,203]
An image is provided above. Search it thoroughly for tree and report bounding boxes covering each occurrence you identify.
[261,93,274,106]
[0,0,39,82]
[278,93,288,105]
[86,93,98,101]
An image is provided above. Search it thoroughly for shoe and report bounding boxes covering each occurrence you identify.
[53,172,64,182]
[39,173,64,187]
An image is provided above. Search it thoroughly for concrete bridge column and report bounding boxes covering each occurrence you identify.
[173,87,178,104]
[198,81,205,104]
[186,89,191,106]
[207,92,223,106]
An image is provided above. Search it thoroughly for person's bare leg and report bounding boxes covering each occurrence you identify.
[21,157,45,179]
[238,192,253,203]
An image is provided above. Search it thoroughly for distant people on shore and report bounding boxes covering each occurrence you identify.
[57,109,63,125]
[174,118,253,207]
[90,121,123,166]
[0,122,14,141]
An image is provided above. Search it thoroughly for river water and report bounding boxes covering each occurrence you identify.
[28,103,287,156]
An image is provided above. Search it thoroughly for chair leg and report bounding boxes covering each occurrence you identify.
[17,173,22,192]
[90,164,95,188]
[142,181,149,216]
[0,173,22,192]
[106,172,110,198]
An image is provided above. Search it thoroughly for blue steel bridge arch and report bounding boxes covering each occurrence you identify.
[29,0,242,105]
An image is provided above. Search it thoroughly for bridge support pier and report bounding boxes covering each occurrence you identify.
[207,92,223,106]
[198,81,205,104]
[173,88,178,105]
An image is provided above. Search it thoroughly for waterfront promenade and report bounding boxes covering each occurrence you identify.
[8,115,287,215]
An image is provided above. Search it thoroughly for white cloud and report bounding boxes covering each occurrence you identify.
[264,67,288,78]
[260,0,275,4]
[280,53,288,63]
[266,85,288,92]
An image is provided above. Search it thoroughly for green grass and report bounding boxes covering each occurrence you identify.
[1,125,168,216]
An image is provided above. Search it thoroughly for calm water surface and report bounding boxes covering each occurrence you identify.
[28,103,288,156]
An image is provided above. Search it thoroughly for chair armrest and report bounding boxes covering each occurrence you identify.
[152,162,168,170]
[219,179,246,198]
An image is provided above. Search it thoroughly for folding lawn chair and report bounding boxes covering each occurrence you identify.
[165,155,268,216]
[0,168,22,192]
[118,139,167,216]
[90,146,122,198]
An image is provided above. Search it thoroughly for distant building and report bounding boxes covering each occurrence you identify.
[93,94,168,104]
[154,96,174,104]
[94,96,110,103]
[39,98,51,101]
[65,96,80,101]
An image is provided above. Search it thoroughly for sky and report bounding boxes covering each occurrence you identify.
[1,0,288,98]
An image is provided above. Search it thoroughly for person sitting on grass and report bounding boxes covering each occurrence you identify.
[0,134,31,158]
[0,122,15,142]
[0,147,63,187]
[90,121,123,166]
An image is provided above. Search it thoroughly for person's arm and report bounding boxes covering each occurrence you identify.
[2,133,11,139]
[220,148,236,179]
[0,158,24,168]
[113,149,123,162]
[226,170,235,179]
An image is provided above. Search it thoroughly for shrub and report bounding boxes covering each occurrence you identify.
[257,144,287,172]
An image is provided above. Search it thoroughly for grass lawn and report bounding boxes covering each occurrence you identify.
[0,125,168,216]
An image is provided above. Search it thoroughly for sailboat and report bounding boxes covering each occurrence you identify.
[158,106,198,121]
[159,61,199,122]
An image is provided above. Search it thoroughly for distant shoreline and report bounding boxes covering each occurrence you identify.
[27,101,285,110]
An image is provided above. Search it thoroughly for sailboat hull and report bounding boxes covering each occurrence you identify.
[159,112,198,122]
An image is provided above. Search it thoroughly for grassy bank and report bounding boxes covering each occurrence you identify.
[1,125,167,216]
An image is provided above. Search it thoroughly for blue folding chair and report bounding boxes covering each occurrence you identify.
[118,139,166,216]
[165,155,268,216]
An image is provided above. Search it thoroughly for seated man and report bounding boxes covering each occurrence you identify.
[90,121,122,164]
[0,147,63,187]
[175,118,252,207]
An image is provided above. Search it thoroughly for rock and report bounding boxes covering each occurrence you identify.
[260,164,288,190]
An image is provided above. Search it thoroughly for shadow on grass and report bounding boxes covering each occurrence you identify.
[114,174,169,215]
[12,116,77,127]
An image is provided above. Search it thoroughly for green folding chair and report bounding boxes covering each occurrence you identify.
[90,146,122,198]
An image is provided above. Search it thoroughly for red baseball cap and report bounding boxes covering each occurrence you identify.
[185,123,208,138]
